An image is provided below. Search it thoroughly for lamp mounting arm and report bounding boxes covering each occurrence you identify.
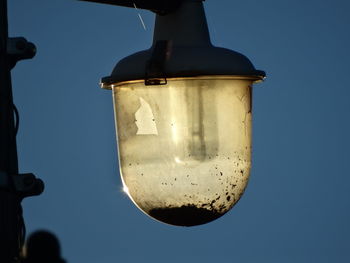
[79,0,205,15]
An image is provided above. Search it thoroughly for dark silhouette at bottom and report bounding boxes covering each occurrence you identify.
[150,205,224,226]
[21,230,66,263]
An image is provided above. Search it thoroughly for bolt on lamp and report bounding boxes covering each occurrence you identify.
[84,0,265,226]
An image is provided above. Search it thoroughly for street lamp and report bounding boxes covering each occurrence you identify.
[86,0,265,226]
[0,0,265,261]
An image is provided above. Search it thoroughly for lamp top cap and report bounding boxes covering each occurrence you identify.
[100,0,265,88]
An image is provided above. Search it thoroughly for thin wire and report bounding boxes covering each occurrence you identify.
[19,207,26,251]
[133,2,147,31]
[12,106,26,258]
[13,104,19,135]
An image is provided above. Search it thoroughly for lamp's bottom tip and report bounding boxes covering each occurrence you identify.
[149,205,224,227]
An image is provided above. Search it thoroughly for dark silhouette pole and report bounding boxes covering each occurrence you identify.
[0,0,21,261]
[0,0,17,175]
[0,0,43,262]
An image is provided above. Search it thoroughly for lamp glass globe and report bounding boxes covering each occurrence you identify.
[112,77,253,226]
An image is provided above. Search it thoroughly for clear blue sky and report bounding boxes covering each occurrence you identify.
[8,0,350,262]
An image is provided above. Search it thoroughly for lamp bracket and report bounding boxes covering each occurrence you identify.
[145,40,169,85]
[0,171,44,199]
[7,37,36,69]
[79,0,204,15]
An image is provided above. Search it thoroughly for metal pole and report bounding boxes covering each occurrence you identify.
[0,0,18,173]
[0,0,23,261]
